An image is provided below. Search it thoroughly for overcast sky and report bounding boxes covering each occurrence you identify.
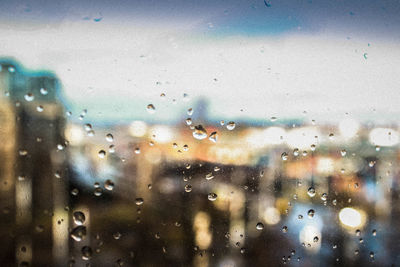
[0,0,399,124]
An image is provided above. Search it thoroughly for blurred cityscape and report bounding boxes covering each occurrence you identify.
[1,59,400,267]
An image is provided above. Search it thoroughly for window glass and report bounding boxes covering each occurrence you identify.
[0,0,400,266]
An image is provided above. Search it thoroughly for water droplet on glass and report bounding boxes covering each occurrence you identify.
[209,131,218,143]
[341,149,347,157]
[307,209,315,218]
[220,120,225,126]
[73,211,85,225]
[256,222,264,230]
[81,246,92,260]
[106,133,113,142]
[71,226,87,242]
[40,87,48,95]
[293,148,299,157]
[187,108,193,116]
[313,236,319,242]
[205,173,214,180]
[134,148,141,154]
[94,187,103,196]
[321,193,328,201]
[281,152,288,161]
[282,226,288,233]
[147,104,156,114]
[105,179,114,191]
[307,187,316,197]
[226,121,236,130]
[363,53,368,59]
[98,150,106,158]
[36,105,44,112]
[310,144,316,151]
[193,125,207,140]
[113,232,122,240]
[24,93,34,102]
[298,214,303,219]
[184,184,192,192]
[71,188,79,196]
[135,198,144,206]
[329,133,334,140]
[372,229,377,236]
[208,193,218,201]
[186,118,192,125]
[369,161,375,167]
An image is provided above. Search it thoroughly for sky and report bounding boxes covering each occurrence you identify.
[0,0,400,124]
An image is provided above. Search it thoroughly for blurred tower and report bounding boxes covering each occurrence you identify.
[0,59,69,267]
[0,62,17,265]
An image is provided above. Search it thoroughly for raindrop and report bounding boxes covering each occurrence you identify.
[184,184,192,192]
[146,104,156,114]
[70,226,87,242]
[186,118,192,125]
[341,149,347,157]
[282,226,288,233]
[187,108,193,116]
[220,120,225,126]
[208,193,218,201]
[256,222,264,230]
[307,187,316,197]
[209,131,218,143]
[135,148,141,154]
[293,148,299,157]
[36,105,44,112]
[310,144,316,151]
[264,0,272,7]
[369,161,375,167]
[81,246,92,260]
[94,188,103,196]
[369,251,374,258]
[24,93,34,102]
[109,145,115,153]
[84,124,92,131]
[298,214,303,220]
[73,211,85,225]
[135,198,144,206]
[329,133,334,140]
[98,150,106,158]
[321,193,328,201]
[205,173,214,180]
[226,121,236,130]
[71,188,79,196]
[281,152,288,161]
[270,117,277,122]
[113,232,122,240]
[372,229,377,236]
[19,149,28,156]
[193,125,207,140]
[307,209,315,218]
[363,53,368,60]
[106,134,114,142]
[104,179,114,191]
[313,236,319,242]
[40,87,48,95]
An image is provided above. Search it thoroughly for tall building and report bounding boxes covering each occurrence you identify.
[0,59,68,267]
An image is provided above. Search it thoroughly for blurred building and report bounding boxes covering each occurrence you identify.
[0,59,68,267]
